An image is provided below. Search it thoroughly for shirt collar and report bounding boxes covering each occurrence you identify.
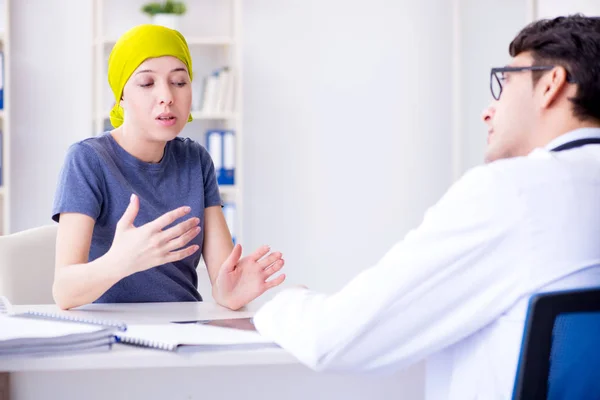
[545,127,600,151]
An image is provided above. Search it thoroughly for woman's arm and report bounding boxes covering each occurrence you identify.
[201,205,234,285]
[203,205,286,310]
[53,213,123,310]
[53,195,200,310]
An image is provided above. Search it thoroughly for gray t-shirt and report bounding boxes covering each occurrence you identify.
[52,132,222,303]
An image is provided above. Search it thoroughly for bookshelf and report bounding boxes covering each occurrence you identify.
[91,0,243,245]
[0,0,10,235]
[96,36,235,47]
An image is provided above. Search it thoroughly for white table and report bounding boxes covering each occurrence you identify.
[0,302,424,400]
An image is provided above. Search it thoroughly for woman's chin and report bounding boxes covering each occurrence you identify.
[151,120,184,139]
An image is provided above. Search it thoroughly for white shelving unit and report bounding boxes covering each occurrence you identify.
[0,0,10,235]
[91,0,243,244]
[96,36,235,47]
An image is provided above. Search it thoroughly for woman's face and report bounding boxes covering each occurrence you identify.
[121,56,192,140]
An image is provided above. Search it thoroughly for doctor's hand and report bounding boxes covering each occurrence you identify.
[213,244,286,311]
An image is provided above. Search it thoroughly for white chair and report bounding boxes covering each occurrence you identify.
[0,224,214,305]
[0,224,57,305]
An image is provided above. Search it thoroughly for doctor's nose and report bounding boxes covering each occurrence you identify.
[481,105,495,124]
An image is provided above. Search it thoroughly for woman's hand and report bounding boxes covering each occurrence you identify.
[108,194,201,277]
[213,244,286,310]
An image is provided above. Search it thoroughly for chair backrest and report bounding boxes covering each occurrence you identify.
[512,287,600,399]
[0,225,58,305]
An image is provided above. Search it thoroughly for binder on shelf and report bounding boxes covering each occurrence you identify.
[206,129,235,186]
[198,66,236,115]
[222,130,235,185]
[0,51,4,110]
[214,67,230,112]
[207,129,223,182]
[200,70,219,114]
[0,129,3,187]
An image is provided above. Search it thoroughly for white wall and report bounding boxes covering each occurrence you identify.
[9,0,93,232]
[536,0,600,19]
[457,0,530,173]
[242,0,454,294]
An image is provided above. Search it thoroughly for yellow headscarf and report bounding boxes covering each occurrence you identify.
[107,24,194,128]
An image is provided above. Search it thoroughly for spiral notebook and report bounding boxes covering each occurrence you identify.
[0,316,116,357]
[0,295,128,331]
[15,309,128,331]
[0,297,117,357]
[0,296,275,354]
[115,323,277,353]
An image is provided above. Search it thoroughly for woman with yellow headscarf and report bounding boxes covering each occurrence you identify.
[51,24,285,310]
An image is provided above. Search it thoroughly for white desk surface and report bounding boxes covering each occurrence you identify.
[0,301,297,373]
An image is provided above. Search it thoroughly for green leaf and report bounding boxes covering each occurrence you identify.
[141,0,187,16]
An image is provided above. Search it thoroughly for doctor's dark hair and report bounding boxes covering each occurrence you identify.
[509,14,600,122]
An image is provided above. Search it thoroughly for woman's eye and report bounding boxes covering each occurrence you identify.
[139,82,154,88]
[174,82,187,87]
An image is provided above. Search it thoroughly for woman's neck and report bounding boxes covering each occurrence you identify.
[111,124,166,164]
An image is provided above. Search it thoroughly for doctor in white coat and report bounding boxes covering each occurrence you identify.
[253,14,600,400]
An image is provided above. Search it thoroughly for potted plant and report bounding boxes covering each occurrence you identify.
[141,0,187,31]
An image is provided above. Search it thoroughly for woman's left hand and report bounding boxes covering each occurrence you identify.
[213,244,286,310]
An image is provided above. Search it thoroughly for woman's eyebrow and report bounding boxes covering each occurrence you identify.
[134,67,188,75]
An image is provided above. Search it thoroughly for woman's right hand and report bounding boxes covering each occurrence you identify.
[108,193,201,277]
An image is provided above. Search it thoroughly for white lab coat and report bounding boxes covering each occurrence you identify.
[253,128,600,399]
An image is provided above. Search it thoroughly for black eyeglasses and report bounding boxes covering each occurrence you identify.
[490,66,576,100]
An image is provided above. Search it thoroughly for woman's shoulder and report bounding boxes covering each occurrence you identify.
[68,132,112,153]
[170,136,211,159]
[62,133,117,169]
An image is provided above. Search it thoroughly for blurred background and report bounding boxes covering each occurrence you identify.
[0,0,598,293]
[0,0,597,292]
[0,0,598,399]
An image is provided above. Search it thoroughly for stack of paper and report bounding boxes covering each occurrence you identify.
[0,296,10,315]
[0,315,116,357]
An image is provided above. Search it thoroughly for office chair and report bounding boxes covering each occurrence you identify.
[0,224,57,304]
[512,287,600,399]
